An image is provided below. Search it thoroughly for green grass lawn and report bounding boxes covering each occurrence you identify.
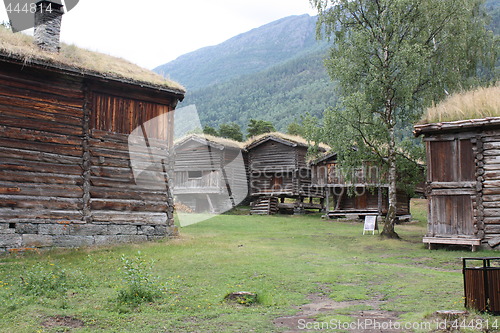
[0,200,498,332]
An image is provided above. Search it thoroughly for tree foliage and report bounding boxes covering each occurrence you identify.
[247,119,276,138]
[311,0,498,238]
[202,125,219,137]
[287,121,304,136]
[218,123,244,142]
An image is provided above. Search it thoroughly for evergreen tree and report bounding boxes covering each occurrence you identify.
[247,119,276,138]
[287,121,304,136]
[202,125,219,137]
[219,123,244,142]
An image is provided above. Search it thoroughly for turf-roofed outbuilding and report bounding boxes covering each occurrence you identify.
[245,132,327,215]
[172,134,248,213]
[415,85,500,251]
[310,152,411,220]
[0,6,185,251]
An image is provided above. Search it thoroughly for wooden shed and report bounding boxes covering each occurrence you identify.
[415,85,500,250]
[245,133,326,214]
[0,24,185,251]
[172,134,248,213]
[415,117,500,251]
[311,153,411,219]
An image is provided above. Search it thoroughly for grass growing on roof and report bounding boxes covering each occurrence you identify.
[244,131,330,151]
[0,199,496,332]
[420,84,500,124]
[0,26,184,92]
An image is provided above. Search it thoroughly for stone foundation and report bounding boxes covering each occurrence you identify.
[0,222,178,252]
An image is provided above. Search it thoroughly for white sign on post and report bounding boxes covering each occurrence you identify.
[363,215,379,235]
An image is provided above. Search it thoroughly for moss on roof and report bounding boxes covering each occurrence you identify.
[420,84,500,124]
[0,26,185,93]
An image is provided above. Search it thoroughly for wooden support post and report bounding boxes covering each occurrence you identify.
[325,187,330,211]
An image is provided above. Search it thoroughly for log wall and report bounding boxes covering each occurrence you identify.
[477,131,500,245]
[0,61,179,251]
[248,140,311,196]
[173,139,248,213]
[249,140,300,171]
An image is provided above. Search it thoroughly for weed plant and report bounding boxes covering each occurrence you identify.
[116,252,164,307]
[19,262,70,297]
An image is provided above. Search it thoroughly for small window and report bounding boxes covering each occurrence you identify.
[188,171,203,179]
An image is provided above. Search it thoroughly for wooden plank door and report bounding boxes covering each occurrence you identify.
[429,194,474,236]
[354,189,368,209]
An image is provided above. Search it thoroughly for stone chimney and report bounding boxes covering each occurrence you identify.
[34,0,64,52]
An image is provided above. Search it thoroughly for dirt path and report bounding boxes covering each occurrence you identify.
[273,293,405,333]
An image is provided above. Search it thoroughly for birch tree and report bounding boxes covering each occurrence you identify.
[311,0,498,238]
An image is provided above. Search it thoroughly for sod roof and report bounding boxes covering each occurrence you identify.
[419,85,500,124]
[0,25,185,94]
[174,134,245,150]
[244,132,330,151]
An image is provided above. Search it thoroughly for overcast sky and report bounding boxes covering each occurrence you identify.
[0,0,317,69]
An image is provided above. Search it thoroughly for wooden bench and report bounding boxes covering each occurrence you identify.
[423,237,482,252]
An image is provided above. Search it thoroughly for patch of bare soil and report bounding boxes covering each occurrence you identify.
[41,315,85,330]
[274,293,404,333]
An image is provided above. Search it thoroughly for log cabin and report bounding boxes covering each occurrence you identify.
[0,6,185,251]
[415,85,500,251]
[310,153,411,220]
[172,134,248,213]
[245,133,327,214]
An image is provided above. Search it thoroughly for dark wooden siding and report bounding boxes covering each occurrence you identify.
[0,62,85,224]
[429,141,455,182]
[429,139,474,182]
[249,141,298,171]
[248,139,316,197]
[92,93,173,141]
[296,146,309,169]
